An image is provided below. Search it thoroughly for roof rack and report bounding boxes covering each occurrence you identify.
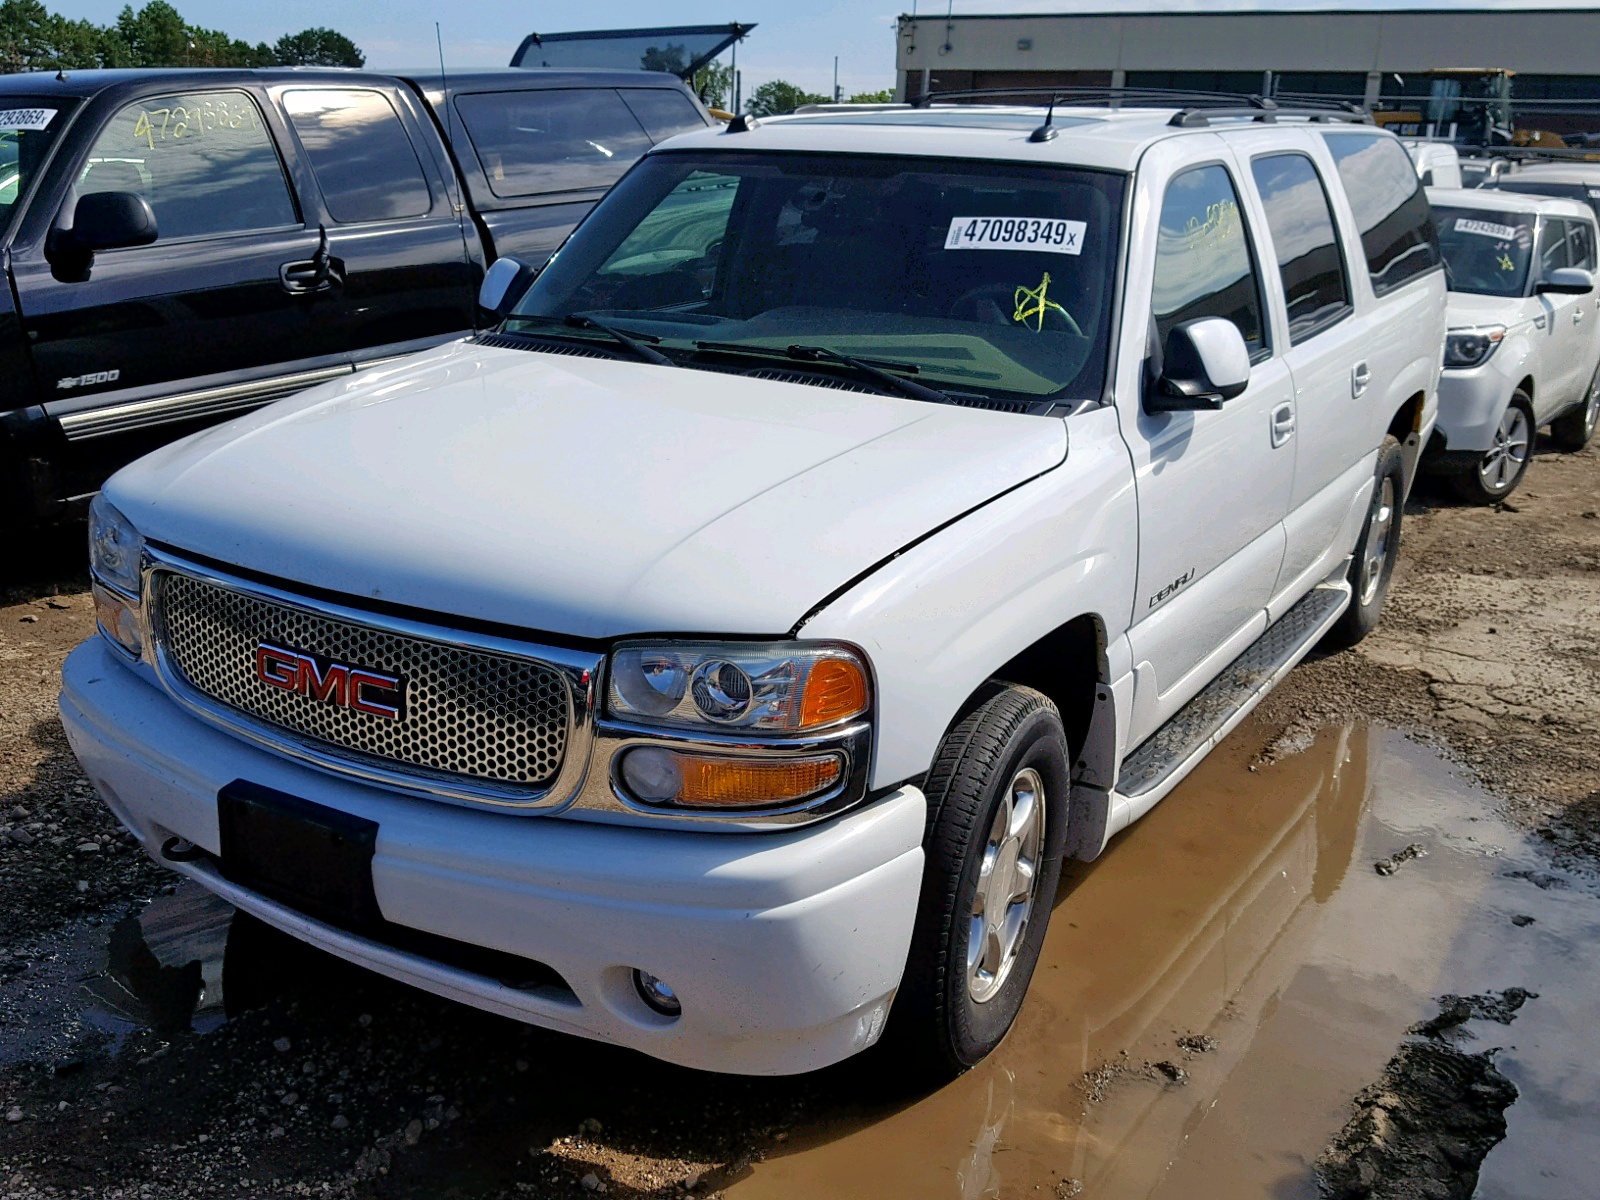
[908,85,1372,126]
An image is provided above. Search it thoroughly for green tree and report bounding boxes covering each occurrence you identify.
[274,26,364,68]
[849,88,895,104]
[692,61,733,109]
[639,42,687,76]
[747,79,829,117]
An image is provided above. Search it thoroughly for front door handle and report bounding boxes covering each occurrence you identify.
[1351,361,1371,398]
[1270,402,1295,448]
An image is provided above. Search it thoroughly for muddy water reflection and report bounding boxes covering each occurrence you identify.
[732,723,1600,1200]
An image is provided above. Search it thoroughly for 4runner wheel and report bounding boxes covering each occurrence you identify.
[1451,394,1534,504]
[1549,369,1599,452]
[1327,434,1405,649]
[887,686,1069,1080]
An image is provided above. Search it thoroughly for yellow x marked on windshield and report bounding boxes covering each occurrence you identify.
[1498,253,1516,272]
[1013,272,1067,333]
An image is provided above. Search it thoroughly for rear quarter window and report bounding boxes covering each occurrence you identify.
[1323,132,1441,297]
[619,89,706,142]
[455,89,652,199]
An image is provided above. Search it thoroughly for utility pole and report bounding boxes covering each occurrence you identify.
[834,56,841,102]
[731,37,740,112]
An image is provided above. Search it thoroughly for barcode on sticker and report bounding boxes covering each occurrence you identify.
[0,108,54,131]
[946,216,1087,255]
[1455,217,1521,242]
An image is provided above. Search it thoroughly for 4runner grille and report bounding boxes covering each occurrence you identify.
[152,573,570,793]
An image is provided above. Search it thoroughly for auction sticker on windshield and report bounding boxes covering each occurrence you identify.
[0,108,54,131]
[946,216,1086,254]
[1454,217,1522,242]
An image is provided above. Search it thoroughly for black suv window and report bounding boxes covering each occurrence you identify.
[79,91,295,240]
[1152,164,1267,356]
[1322,133,1440,297]
[1251,153,1351,343]
[619,89,705,142]
[454,89,652,199]
[283,89,432,223]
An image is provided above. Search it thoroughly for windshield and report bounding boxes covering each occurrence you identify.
[1434,206,1534,297]
[510,151,1127,404]
[0,100,65,230]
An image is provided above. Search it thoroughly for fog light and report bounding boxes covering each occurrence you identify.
[633,969,681,1016]
[92,582,143,659]
[618,747,843,810]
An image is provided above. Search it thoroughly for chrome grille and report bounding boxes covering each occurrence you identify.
[152,573,570,790]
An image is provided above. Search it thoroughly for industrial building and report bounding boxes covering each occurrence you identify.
[892,7,1600,116]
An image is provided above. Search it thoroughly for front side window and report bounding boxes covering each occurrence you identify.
[1433,206,1535,297]
[78,91,296,241]
[1251,153,1351,343]
[454,89,652,198]
[283,89,431,223]
[1566,219,1597,270]
[1538,217,1572,275]
[1151,164,1267,356]
[1,99,69,228]
[512,151,1127,403]
[1323,132,1441,297]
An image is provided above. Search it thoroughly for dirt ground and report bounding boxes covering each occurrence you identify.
[1,433,1597,1199]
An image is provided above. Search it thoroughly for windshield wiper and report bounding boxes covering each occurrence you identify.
[695,341,954,405]
[510,313,674,367]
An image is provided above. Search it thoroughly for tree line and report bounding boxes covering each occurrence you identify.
[0,0,363,73]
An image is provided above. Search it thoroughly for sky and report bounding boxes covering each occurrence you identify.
[55,0,1600,101]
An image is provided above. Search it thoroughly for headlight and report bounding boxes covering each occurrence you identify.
[1443,325,1506,369]
[607,641,869,733]
[88,494,144,596]
[88,494,145,658]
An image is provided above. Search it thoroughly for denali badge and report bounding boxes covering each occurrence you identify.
[254,644,406,720]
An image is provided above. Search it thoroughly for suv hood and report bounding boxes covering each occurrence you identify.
[1446,291,1526,327]
[107,342,1068,640]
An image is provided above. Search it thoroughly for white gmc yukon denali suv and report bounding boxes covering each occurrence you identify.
[61,99,1447,1078]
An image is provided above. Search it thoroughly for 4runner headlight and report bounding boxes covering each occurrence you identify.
[88,494,145,658]
[1443,325,1506,369]
[607,641,870,733]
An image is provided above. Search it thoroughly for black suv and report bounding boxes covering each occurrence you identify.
[0,67,711,528]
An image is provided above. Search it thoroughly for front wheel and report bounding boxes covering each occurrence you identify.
[1451,394,1534,504]
[1326,434,1405,649]
[885,686,1070,1080]
[1549,370,1599,452]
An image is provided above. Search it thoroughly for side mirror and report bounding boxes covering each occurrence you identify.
[58,191,158,255]
[1537,266,1595,296]
[478,256,539,320]
[1147,317,1251,413]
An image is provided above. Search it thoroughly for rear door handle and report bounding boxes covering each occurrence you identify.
[1270,402,1295,448]
[1351,361,1371,398]
[1575,308,1586,325]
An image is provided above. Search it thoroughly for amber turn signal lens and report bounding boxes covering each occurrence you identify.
[798,657,869,729]
[620,747,843,809]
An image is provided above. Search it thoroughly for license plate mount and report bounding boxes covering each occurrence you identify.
[217,780,381,929]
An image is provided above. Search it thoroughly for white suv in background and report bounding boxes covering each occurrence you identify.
[62,99,1445,1078]
[1425,187,1600,502]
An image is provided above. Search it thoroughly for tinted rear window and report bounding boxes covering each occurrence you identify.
[619,89,706,142]
[455,89,651,199]
[1323,133,1441,297]
[284,89,432,223]
[1251,153,1351,342]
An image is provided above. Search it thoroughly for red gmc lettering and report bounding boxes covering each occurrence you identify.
[254,643,403,720]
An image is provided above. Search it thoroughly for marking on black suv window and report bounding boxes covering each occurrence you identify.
[1149,568,1196,610]
[57,370,121,390]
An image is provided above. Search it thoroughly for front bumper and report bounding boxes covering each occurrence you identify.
[1432,364,1514,457]
[60,639,926,1075]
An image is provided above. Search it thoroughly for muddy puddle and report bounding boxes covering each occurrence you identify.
[8,720,1599,1198]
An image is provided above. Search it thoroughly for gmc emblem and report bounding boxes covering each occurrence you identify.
[255,643,406,720]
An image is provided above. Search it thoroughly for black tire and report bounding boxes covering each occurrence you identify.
[885,685,1070,1080]
[1449,393,1534,505]
[1326,434,1405,649]
[1549,370,1599,452]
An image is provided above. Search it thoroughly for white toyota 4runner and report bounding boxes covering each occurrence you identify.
[62,98,1446,1078]
[1424,186,1600,503]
